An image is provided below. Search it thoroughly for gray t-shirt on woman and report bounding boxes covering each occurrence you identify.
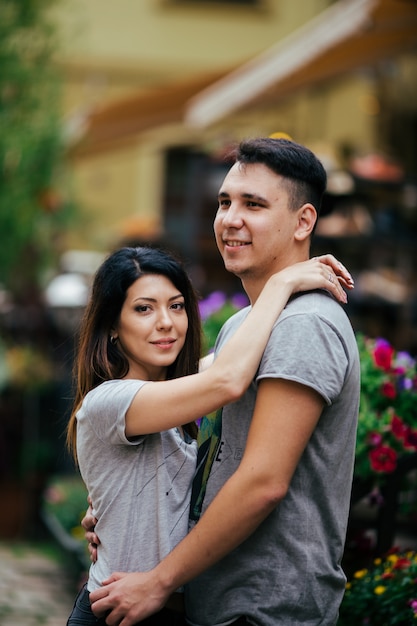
[76,378,197,591]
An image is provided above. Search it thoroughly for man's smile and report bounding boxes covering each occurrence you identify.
[224,240,251,247]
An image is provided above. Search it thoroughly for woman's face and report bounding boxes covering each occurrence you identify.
[113,274,188,381]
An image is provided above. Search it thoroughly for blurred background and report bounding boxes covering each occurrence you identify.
[0,0,416,600]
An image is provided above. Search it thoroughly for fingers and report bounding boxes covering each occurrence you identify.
[84,527,99,562]
[85,529,99,544]
[312,254,354,290]
[102,572,126,585]
[325,270,347,304]
[88,542,98,562]
[81,513,97,531]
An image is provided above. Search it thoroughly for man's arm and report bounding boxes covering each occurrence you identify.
[90,378,324,626]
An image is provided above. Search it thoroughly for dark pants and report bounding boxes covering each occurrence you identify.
[67,583,186,626]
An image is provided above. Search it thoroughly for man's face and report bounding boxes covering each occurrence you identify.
[214,161,301,283]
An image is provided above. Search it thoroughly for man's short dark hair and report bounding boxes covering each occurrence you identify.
[231,137,327,216]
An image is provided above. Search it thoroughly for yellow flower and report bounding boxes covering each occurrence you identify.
[374,558,382,565]
[346,582,351,589]
[269,131,292,140]
[354,569,368,579]
[374,586,386,595]
[387,554,399,565]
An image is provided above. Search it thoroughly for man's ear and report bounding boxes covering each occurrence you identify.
[294,204,317,241]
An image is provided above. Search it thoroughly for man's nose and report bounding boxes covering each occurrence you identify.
[222,203,243,228]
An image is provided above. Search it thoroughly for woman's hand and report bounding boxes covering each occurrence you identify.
[81,499,99,563]
[275,254,354,304]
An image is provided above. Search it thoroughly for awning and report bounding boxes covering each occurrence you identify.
[71,71,226,155]
[185,0,417,128]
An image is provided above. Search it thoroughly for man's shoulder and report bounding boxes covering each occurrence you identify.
[266,290,354,348]
[283,289,350,323]
[286,288,337,309]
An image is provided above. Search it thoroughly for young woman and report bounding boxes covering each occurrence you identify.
[66,246,352,626]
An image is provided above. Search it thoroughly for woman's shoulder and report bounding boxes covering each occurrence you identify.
[84,378,149,407]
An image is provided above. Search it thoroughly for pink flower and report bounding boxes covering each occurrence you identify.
[44,486,65,504]
[367,431,383,447]
[391,414,408,440]
[369,445,397,473]
[373,340,394,371]
[409,599,417,614]
[381,381,396,399]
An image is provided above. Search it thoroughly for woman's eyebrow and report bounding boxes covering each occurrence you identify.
[132,294,183,304]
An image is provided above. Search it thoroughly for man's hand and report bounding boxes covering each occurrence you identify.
[90,571,168,626]
[81,501,99,563]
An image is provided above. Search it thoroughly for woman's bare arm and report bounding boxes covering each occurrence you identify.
[125,255,353,437]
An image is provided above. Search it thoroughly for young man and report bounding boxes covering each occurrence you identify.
[88,138,360,626]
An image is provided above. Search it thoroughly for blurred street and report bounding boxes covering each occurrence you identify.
[0,542,76,626]
[0,526,416,626]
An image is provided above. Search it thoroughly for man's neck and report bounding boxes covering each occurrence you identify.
[241,254,311,305]
[240,277,268,305]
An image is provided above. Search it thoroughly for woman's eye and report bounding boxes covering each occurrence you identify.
[171,302,185,311]
[136,305,150,313]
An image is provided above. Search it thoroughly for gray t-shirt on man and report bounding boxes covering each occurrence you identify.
[186,290,360,626]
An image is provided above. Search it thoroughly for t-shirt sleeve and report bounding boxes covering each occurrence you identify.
[257,313,349,405]
[80,379,150,445]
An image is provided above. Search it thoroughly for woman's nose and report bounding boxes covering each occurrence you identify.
[156,309,173,329]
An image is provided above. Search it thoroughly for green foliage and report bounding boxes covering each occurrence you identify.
[202,301,243,352]
[200,291,249,352]
[42,474,88,540]
[355,334,417,481]
[339,550,417,625]
[0,0,74,297]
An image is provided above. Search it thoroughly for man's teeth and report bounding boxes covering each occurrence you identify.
[227,241,247,247]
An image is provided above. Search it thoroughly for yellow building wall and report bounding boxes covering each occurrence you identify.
[54,0,329,74]
[54,0,332,117]
[67,136,178,251]
[54,0,378,254]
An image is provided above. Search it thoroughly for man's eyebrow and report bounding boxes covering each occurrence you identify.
[242,192,268,203]
[217,191,268,204]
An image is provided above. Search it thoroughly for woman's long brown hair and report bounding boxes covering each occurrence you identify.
[66,246,201,463]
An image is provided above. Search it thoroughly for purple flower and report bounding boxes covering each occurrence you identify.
[396,351,416,370]
[397,376,413,392]
[199,291,227,320]
[231,293,249,309]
